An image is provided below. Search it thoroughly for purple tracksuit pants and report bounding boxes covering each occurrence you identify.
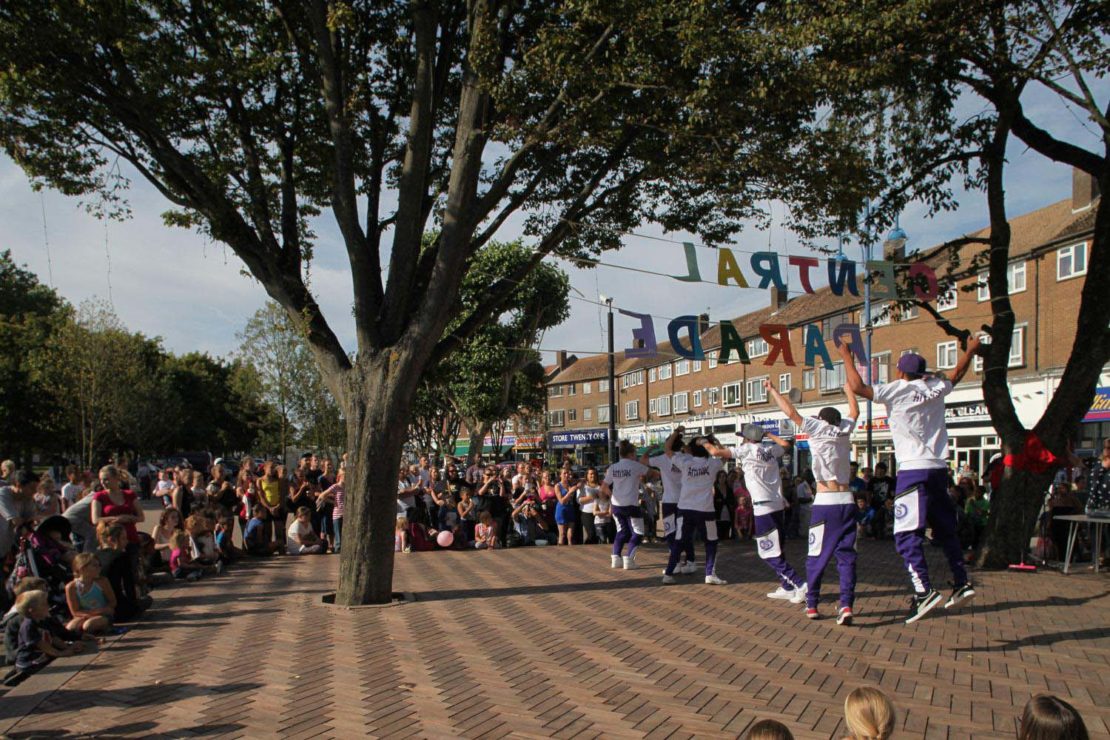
[665,509,718,576]
[805,500,857,609]
[612,504,645,558]
[661,502,695,563]
[754,509,803,590]
[893,468,969,594]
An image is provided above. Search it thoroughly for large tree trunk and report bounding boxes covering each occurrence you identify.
[977,430,1055,568]
[467,421,489,463]
[334,354,421,606]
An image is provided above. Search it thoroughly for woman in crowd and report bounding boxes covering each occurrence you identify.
[713,470,736,542]
[235,456,257,545]
[554,468,580,546]
[577,467,600,544]
[90,465,144,605]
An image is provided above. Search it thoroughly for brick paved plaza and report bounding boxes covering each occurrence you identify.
[1,538,1107,739]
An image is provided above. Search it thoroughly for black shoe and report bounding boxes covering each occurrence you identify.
[904,589,943,624]
[944,583,976,610]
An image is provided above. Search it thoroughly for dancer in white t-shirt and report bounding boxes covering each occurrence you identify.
[602,440,650,570]
[839,337,979,624]
[706,431,805,602]
[648,427,697,574]
[662,436,727,585]
[766,379,858,625]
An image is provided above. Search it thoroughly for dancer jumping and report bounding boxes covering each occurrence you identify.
[705,430,805,602]
[662,436,727,585]
[649,426,697,574]
[766,379,859,625]
[839,337,980,623]
[602,440,649,570]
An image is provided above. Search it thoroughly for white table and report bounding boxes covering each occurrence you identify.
[1057,514,1109,574]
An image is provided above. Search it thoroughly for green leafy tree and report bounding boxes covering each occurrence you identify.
[0,1,872,604]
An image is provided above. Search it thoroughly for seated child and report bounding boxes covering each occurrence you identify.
[150,507,182,571]
[243,506,282,556]
[843,686,895,740]
[169,530,204,581]
[395,517,411,553]
[156,469,175,508]
[474,511,499,550]
[64,553,116,636]
[214,515,242,561]
[286,506,325,555]
[854,498,875,540]
[407,520,440,552]
[4,577,50,668]
[186,514,223,574]
[5,591,82,686]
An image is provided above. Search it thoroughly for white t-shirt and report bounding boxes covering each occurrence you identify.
[61,482,84,505]
[604,458,649,507]
[397,478,416,509]
[287,519,315,553]
[648,453,685,505]
[873,377,953,470]
[733,443,786,515]
[578,484,600,513]
[802,416,856,485]
[671,453,722,513]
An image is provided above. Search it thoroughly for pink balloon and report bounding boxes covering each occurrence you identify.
[436,531,454,548]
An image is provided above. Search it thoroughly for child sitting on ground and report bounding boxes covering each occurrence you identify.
[150,507,182,571]
[395,517,411,553]
[243,506,282,556]
[474,511,498,550]
[1018,694,1090,740]
[186,513,223,574]
[843,686,895,740]
[286,506,325,555]
[5,591,82,686]
[64,553,116,636]
[4,577,49,668]
[214,515,242,561]
[169,530,204,581]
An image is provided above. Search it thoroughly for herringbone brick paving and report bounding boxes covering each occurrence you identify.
[1,538,1107,738]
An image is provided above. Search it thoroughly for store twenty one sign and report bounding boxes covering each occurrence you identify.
[549,429,609,447]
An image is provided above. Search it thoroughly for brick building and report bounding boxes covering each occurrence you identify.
[544,172,1106,474]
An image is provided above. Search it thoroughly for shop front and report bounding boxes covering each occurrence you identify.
[547,428,610,468]
[1079,386,1110,456]
[453,435,516,460]
[511,434,545,462]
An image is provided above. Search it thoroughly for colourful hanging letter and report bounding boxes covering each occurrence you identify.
[788,256,819,294]
[674,242,702,282]
[827,258,860,296]
[866,260,898,297]
[620,309,658,358]
[667,315,705,360]
[908,262,939,301]
[717,248,749,288]
[760,324,794,366]
[832,323,867,366]
[718,320,750,365]
[750,251,787,290]
[803,323,833,370]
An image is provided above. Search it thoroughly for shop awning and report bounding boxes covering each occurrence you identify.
[1084,387,1110,422]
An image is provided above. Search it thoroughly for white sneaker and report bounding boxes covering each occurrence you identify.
[611,555,622,569]
[679,561,699,575]
[766,586,795,600]
[662,575,676,585]
[789,584,808,604]
[623,555,638,570]
[705,574,727,585]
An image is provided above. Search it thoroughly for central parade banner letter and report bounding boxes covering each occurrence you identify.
[717,248,750,288]
[750,251,787,290]
[620,309,658,357]
[718,320,751,364]
[760,324,794,366]
[667,315,705,360]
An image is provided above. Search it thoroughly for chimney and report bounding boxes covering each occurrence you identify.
[697,312,710,337]
[556,350,568,369]
[770,286,789,311]
[1073,167,1100,211]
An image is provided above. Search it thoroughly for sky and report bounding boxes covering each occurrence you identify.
[0,82,1102,365]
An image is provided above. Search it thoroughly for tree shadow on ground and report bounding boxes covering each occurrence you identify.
[952,626,1110,653]
[0,681,262,721]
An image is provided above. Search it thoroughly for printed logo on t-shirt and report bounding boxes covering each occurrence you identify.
[611,469,632,478]
[688,464,712,478]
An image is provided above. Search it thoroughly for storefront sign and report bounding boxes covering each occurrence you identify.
[1083,387,1110,423]
[857,417,890,432]
[549,429,609,448]
[945,401,993,427]
[513,435,544,450]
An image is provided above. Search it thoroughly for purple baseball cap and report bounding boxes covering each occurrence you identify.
[897,353,927,375]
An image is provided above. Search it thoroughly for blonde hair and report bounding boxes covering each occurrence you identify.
[396,517,409,531]
[170,530,191,549]
[745,718,794,740]
[96,522,125,547]
[73,552,100,572]
[843,686,896,740]
[14,576,48,596]
[1,459,14,481]
[15,590,47,617]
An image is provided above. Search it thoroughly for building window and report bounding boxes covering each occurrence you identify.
[583,407,592,420]
[675,359,690,376]
[708,351,718,369]
[978,262,1028,302]
[868,302,890,327]
[973,333,989,373]
[1058,242,1087,280]
[583,382,591,395]
[598,379,609,393]
[597,405,610,423]
[567,383,576,396]
[804,369,815,390]
[548,385,563,397]
[693,360,702,372]
[1009,325,1026,367]
[673,392,689,414]
[977,273,990,302]
[820,361,846,392]
[548,410,565,427]
[871,351,891,385]
[746,376,768,404]
[657,395,671,416]
[635,370,644,385]
[505,420,515,432]
[748,337,769,357]
[649,398,657,414]
[822,312,852,340]
[624,400,639,421]
[779,373,792,393]
[937,340,958,369]
[693,390,703,407]
[708,387,720,405]
[649,368,656,382]
[900,304,918,321]
[659,364,672,380]
[568,408,577,422]
[936,287,957,312]
[722,382,742,407]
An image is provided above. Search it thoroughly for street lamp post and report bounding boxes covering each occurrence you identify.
[863,202,874,470]
[603,296,617,464]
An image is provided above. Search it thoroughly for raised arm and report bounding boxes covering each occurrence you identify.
[664,426,685,455]
[765,379,802,426]
[843,383,859,421]
[765,433,791,449]
[947,336,982,385]
[837,340,874,400]
[702,439,733,460]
